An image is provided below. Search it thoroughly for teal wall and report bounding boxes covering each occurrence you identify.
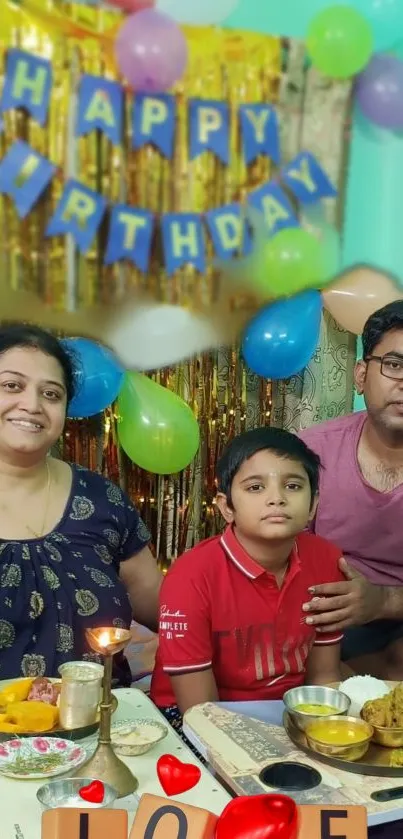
[353,337,365,412]
[343,105,403,414]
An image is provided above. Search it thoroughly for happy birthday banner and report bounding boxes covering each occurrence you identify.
[0,49,337,274]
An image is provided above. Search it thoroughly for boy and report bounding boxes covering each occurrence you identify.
[150,427,345,719]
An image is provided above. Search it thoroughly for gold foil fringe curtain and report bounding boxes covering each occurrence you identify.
[0,2,281,561]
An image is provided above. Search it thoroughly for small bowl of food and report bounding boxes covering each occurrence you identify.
[369,725,403,748]
[111,718,168,756]
[36,778,117,811]
[283,686,351,731]
[361,685,403,748]
[305,716,373,762]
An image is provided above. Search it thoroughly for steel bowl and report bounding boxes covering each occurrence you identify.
[111,718,168,756]
[36,778,118,811]
[305,716,373,762]
[283,685,351,731]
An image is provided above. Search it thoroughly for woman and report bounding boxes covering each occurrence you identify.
[0,323,162,682]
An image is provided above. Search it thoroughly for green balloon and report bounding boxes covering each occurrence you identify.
[315,221,341,290]
[261,227,326,298]
[118,372,200,475]
[307,5,373,80]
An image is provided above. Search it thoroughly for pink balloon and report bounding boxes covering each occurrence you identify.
[108,0,155,13]
[115,9,188,93]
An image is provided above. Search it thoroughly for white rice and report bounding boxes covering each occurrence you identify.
[339,675,390,718]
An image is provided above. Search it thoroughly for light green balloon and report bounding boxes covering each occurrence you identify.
[118,372,200,475]
[307,5,374,80]
[260,227,326,298]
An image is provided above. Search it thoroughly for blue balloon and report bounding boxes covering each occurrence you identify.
[242,291,322,380]
[63,338,124,418]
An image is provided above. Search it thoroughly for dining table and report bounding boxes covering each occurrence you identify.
[183,700,403,829]
[3,688,231,839]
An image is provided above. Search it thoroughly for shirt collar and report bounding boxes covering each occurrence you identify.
[220,525,300,580]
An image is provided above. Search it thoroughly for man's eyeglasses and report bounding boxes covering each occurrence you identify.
[365,355,403,381]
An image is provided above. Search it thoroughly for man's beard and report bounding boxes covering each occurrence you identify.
[368,405,403,445]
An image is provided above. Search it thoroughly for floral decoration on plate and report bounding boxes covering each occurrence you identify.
[0,737,87,779]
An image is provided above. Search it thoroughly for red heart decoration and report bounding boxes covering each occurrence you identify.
[79,780,105,804]
[215,794,298,839]
[157,754,201,796]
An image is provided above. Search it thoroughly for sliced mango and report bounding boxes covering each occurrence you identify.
[0,678,34,707]
[0,721,21,733]
[6,701,59,732]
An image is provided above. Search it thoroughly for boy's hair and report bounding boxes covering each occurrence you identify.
[362,300,403,358]
[216,426,321,506]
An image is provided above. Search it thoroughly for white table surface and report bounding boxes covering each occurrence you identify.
[2,688,231,839]
[184,701,403,829]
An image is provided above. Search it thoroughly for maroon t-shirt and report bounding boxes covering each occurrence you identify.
[300,412,403,585]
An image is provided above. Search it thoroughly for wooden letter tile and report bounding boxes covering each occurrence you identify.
[297,805,367,839]
[42,808,128,839]
[129,793,218,839]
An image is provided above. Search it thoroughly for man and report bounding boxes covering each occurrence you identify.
[300,301,403,679]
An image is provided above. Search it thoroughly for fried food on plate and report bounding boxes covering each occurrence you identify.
[362,683,403,728]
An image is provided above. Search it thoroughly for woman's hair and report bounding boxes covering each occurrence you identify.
[0,323,76,403]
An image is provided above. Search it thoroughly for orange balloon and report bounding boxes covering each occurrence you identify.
[322,266,402,335]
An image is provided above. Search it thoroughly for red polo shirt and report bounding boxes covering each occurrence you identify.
[150,527,344,707]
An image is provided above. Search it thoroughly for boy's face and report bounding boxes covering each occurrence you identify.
[217,449,317,541]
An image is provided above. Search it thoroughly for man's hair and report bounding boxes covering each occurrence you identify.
[362,301,403,358]
[216,426,321,506]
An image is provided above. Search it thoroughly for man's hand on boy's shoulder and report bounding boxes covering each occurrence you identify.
[302,557,386,632]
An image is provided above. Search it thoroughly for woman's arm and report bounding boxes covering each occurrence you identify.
[119,545,162,631]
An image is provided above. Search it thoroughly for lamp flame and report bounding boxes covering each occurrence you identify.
[98,631,112,648]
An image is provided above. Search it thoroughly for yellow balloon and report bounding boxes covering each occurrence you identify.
[322,266,402,334]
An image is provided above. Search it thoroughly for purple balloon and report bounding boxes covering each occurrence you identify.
[355,53,403,129]
[115,9,188,93]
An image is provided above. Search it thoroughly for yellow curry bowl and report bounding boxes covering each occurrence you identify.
[365,722,403,749]
[305,717,374,762]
